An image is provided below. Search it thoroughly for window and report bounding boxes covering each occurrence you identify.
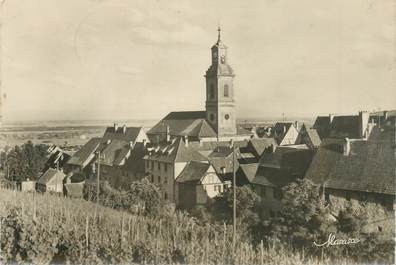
[158,176,161,183]
[164,163,168,172]
[210,113,215,122]
[224,84,229,97]
[151,175,154,183]
[164,176,167,184]
[209,84,215,99]
[158,162,161,170]
[151,161,154,170]
[224,114,230,120]
[164,192,168,200]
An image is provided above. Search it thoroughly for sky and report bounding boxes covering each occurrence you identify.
[1,0,395,122]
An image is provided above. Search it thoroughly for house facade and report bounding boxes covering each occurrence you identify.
[36,168,65,193]
[176,161,224,209]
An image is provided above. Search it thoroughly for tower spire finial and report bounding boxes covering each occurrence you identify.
[217,26,221,43]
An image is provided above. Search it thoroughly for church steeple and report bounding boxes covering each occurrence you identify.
[205,28,237,137]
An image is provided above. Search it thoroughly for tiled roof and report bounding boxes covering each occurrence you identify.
[253,147,314,187]
[299,124,321,148]
[329,116,360,139]
[103,126,143,143]
[239,163,259,183]
[248,138,276,157]
[46,150,71,169]
[124,142,148,173]
[313,116,332,139]
[147,111,217,138]
[37,168,65,185]
[273,122,297,144]
[100,139,130,166]
[145,137,207,163]
[305,125,396,195]
[67,138,102,166]
[176,161,211,183]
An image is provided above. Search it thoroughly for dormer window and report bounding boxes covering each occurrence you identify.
[224,84,229,97]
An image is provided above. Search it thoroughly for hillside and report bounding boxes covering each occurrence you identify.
[0,189,356,265]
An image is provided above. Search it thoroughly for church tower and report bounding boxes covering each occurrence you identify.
[205,28,237,137]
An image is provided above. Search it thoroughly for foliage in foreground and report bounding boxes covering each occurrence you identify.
[0,188,357,265]
[203,180,394,264]
[0,141,48,182]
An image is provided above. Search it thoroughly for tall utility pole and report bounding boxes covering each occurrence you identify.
[96,151,101,204]
[231,140,236,247]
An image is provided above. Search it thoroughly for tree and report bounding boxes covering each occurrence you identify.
[259,179,336,251]
[4,142,48,182]
[209,185,261,236]
[126,178,163,216]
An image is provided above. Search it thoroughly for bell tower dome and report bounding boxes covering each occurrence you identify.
[205,28,237,137]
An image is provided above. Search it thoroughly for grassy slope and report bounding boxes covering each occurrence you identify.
[0,189,355,265]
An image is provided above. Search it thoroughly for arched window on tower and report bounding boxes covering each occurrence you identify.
[224,84,229,97]
[209,84,215,99]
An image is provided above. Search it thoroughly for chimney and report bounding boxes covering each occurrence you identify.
[129,141,134,149]
[106,139,111,145]
[329,114,335,123]
[271,143,277,153]
[123,125,127,134]
[343,138,351,156]
[166,125,171,142]
[358,111,369,139]
[283,126,287,133]
[114,123,118,131]
[221,166,226,175]
[184,135,189,147]
[384,111,388,121]
[142,139,147,147]
[294,121,299,131]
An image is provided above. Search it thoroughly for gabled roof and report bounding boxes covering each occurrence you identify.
[329,115,360,139]
[273,122,298,145]
[313,116,332,139]
[38,168,65,185]
[248,138,276,157]
[299,124,321,148]
[305,125,396,195]
[103,126,143,143]
[124,142,150,173]
[239,163,259,183]
[253,147,314,187]
[46,149,71,169]
[147,111,217,138]
[101,139,130,166]
[176,161,211,183]
[67,138,102,166]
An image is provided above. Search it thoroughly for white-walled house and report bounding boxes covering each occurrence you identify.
[176,161,224,208]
